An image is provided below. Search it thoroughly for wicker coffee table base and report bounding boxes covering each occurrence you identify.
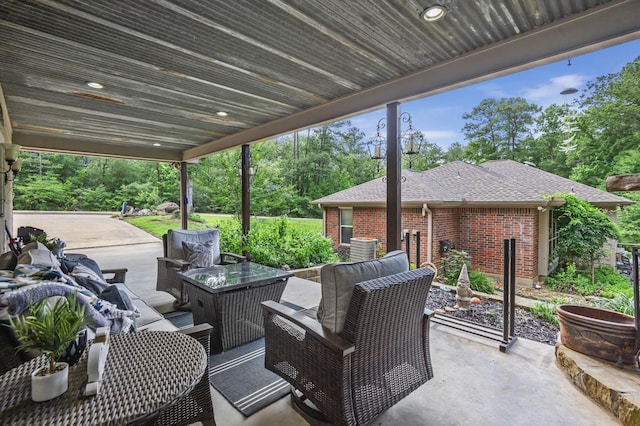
[187,278,288,353]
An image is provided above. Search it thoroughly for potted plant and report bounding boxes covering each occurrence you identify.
[8,292,88,401]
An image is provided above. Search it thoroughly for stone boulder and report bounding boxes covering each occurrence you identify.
[157,202,179,214]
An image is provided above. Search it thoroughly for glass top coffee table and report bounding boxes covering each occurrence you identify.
[178,262,293,353]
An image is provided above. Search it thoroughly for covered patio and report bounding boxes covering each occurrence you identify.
[2,1,640,424]
[13,212,626,424]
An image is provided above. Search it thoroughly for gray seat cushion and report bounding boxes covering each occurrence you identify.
[316,250,409,333]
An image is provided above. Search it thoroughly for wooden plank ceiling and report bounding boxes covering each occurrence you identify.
[1,0,639,162]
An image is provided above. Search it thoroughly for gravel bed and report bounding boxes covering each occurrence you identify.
[426,287,560,346]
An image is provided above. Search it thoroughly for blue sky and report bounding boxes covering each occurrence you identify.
[350,39,640,150]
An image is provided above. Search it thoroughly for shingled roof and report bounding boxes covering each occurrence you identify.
[312,160,632,208]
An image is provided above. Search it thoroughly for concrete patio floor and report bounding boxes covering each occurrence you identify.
[14,213,623,425]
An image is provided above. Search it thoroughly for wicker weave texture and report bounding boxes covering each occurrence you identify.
[264,267,435,426]
[188,278,288,353]
[0,331,207,425]
[155,326,216,426]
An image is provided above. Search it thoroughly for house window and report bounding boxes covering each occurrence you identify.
[548,208,560,273]
[340,208,353,244]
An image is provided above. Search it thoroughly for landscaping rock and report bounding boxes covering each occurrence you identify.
[157,202,179,214]
[427,287,559,345]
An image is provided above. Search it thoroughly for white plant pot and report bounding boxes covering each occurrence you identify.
[31,362,69,402]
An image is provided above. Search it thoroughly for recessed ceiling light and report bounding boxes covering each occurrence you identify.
[87,82,104,89]
[153,143,161,146]
[216,111,228,117]
[421,5,447,21]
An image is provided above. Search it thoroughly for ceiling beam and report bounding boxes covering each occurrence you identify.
[13,133,181,162]
[184,0,640,161]
[0,83,12,144]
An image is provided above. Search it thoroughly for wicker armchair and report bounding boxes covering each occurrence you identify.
[156,229,246,307]
[262,267,435,426]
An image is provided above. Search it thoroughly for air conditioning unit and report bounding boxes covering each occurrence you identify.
[350,238,378,262]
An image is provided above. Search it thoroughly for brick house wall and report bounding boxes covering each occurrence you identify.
[431,208,460,266]
[457,207,539,280]
[325,208,339,244]
[324,206,540,281]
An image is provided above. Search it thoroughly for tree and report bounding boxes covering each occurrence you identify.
[570,56,640,185]
[552,194,619,283]
[444,142,466,163]
[523,104,572,177]
[405,139,444,171]
[462,97,540,162]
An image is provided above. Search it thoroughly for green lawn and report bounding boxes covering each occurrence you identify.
[125,214,322,238]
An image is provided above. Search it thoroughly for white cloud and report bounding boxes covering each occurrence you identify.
[520,73,589,106]
[421,130,458,140]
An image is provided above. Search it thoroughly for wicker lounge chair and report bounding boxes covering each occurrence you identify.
[262,267,435,426]
[156,229,246,307]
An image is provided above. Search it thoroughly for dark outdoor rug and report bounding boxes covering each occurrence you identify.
[209,337,290,416]
[164,301,304,416]
[164,310,194,328]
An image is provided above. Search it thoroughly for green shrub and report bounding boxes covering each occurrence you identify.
[531,301,559,325]
[115,182,160,210]
[440,250,471,285]
[595,266,633,298]
[210,216,337,269]
[599,294,634,316]
[468,271,495,294]
[550,193,619,275]
[545,263,594,295]
[546,263,632,298]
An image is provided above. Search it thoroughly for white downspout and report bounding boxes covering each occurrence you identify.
[422,203,433,263]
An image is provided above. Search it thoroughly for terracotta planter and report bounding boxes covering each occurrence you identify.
[31,362,69,402]
[556,304,637,364]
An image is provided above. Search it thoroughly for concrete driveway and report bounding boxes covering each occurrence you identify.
[13,212,159,250]
[13,212,172,308]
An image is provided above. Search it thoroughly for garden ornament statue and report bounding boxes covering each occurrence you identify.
[455,264,473,310]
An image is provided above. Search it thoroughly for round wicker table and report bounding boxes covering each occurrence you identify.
[0,331,207,425]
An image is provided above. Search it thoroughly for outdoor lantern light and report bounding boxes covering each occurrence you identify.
[367,112,424,171]
[3,144,20,165]
[1,143,22,183]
